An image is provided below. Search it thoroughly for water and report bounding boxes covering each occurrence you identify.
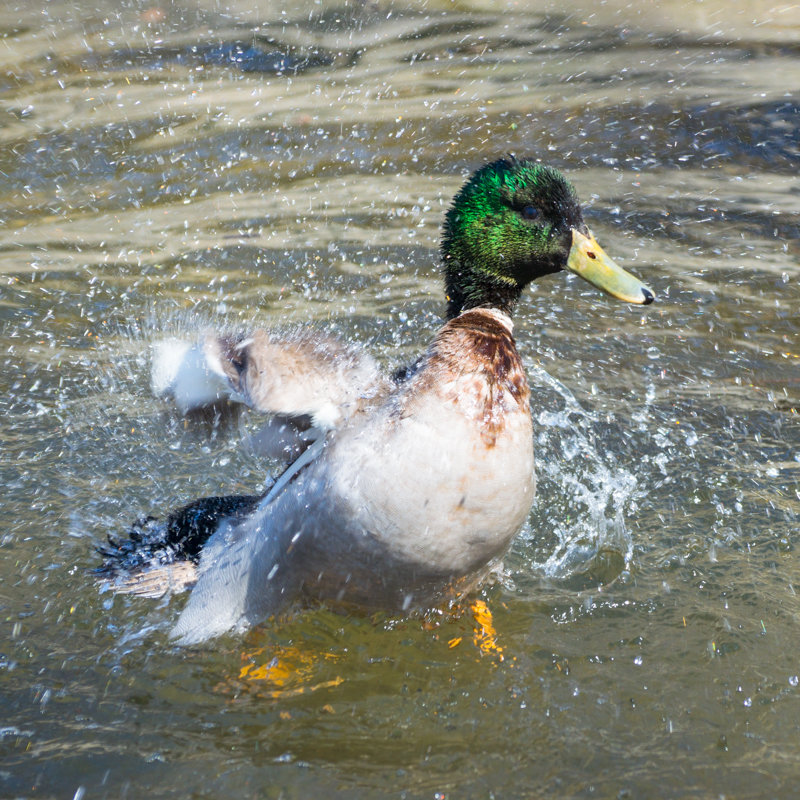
[1,0,798,796]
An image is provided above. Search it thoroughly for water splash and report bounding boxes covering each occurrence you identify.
[522,364,644,586]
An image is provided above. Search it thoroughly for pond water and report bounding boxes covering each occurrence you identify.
[1,0,798,797]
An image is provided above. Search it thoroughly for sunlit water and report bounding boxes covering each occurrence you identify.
[1,1,798,797]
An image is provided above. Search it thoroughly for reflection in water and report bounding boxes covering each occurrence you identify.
[0,1,799,798]
[236,643,345,699]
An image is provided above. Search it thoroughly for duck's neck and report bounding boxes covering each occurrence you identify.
[443,257,524,320]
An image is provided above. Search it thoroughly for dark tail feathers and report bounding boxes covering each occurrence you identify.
[96,493,262,575]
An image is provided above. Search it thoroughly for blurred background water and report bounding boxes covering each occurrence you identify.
[0,1,798,797]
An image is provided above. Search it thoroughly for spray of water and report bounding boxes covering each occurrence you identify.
[522,364,644,587]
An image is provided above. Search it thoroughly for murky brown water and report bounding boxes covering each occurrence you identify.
[1,1,799,797]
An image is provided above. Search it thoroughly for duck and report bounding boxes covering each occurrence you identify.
[98,157,654,645]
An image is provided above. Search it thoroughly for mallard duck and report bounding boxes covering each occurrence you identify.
[99,157,653,644]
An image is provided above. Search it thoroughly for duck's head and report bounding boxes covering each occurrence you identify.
[441,157,654,319]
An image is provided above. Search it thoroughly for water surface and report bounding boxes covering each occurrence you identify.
[1,1,799,797]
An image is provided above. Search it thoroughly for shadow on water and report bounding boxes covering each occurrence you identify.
[1,1,799,798]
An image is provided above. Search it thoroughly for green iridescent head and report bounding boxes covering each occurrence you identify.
[441,157,653,319]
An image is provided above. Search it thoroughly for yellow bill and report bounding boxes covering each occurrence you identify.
[566,229,654,305]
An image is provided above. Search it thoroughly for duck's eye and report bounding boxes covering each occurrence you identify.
[521,205,540,220]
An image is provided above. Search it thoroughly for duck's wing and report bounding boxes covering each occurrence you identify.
[151,328,388,430]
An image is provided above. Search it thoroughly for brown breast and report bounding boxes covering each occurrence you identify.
[415,308,530,447]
